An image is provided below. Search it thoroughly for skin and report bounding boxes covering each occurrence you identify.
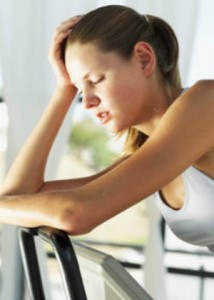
[1,16,214,235]
[65,41,175,135]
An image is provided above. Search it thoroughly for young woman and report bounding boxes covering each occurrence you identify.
[1,5,214,251]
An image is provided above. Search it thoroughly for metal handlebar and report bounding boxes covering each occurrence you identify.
[19,227,87,300]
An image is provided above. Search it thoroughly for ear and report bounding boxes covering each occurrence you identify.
[133,42,156,76]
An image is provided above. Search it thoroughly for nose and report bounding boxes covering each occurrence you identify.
[81,92,100,109]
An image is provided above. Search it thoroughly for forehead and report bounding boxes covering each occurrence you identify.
[65,42,125,79]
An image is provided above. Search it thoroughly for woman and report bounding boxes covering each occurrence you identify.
[1,5,214,251]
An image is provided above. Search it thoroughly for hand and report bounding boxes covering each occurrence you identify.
[48,16,82,87]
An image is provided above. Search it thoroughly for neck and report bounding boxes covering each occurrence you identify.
[135,83,182,136]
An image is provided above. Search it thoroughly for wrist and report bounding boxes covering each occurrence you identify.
[54,84,77,102]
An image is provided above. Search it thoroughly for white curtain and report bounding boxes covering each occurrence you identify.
[0,1,95,299]
[0,0,213,299]
[186,0,214,84]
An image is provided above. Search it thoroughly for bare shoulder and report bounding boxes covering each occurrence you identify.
[183,80,214,104]
[167,80,214,124]
[193,79,214,91]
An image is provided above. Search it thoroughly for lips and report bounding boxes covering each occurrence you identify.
[96,111,111,124]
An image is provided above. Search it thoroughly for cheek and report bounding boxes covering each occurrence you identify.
[105,81,133,101]
[101,76,141,111]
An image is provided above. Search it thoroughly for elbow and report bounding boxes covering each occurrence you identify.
[0,186,13,197]
[57,201,94,236]
[57,207,79,235]
[0,181,13,196]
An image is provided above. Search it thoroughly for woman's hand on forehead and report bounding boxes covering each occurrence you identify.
[48,15,83,87]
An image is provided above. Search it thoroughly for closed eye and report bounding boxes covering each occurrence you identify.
[90,76,104,86]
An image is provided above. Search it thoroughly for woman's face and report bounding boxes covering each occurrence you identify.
[65,42,153,134]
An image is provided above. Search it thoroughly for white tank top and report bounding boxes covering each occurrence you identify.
[154,166,214,252]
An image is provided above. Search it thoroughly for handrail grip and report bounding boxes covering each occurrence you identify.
[19,227,87,300]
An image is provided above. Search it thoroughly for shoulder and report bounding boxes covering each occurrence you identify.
[183,80,214,104]
[168,80,214,121]
[192,79,214,91]
[168,80,214,132]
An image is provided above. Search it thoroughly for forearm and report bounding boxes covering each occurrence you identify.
[39,156,128,192]
[0,190,77,232]
[1,85,77,196]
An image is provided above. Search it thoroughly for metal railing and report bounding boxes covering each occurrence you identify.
[19,225,214,300]
[19,227,87,300]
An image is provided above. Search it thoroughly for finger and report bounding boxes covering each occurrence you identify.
[56,15,82,33]
[60,15,82,26]
[50,15,83,58]
[53,29,71,43]
[49,30,72,60]
[52,15,83,41]
[52,23,76,40]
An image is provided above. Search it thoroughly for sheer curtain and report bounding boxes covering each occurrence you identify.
[186,0,214,84]
[0,1,95,299]
[0,0,213,299]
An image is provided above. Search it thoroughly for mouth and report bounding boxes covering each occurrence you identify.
[96,111,111,124]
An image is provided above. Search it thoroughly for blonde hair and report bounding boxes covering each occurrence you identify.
[65,5,181,156]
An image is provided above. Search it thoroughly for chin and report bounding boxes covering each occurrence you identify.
[106,127,118,135]
[106,123,127,135]
[105,124,118,134]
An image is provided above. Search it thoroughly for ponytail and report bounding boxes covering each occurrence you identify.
[146,15,181,88]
